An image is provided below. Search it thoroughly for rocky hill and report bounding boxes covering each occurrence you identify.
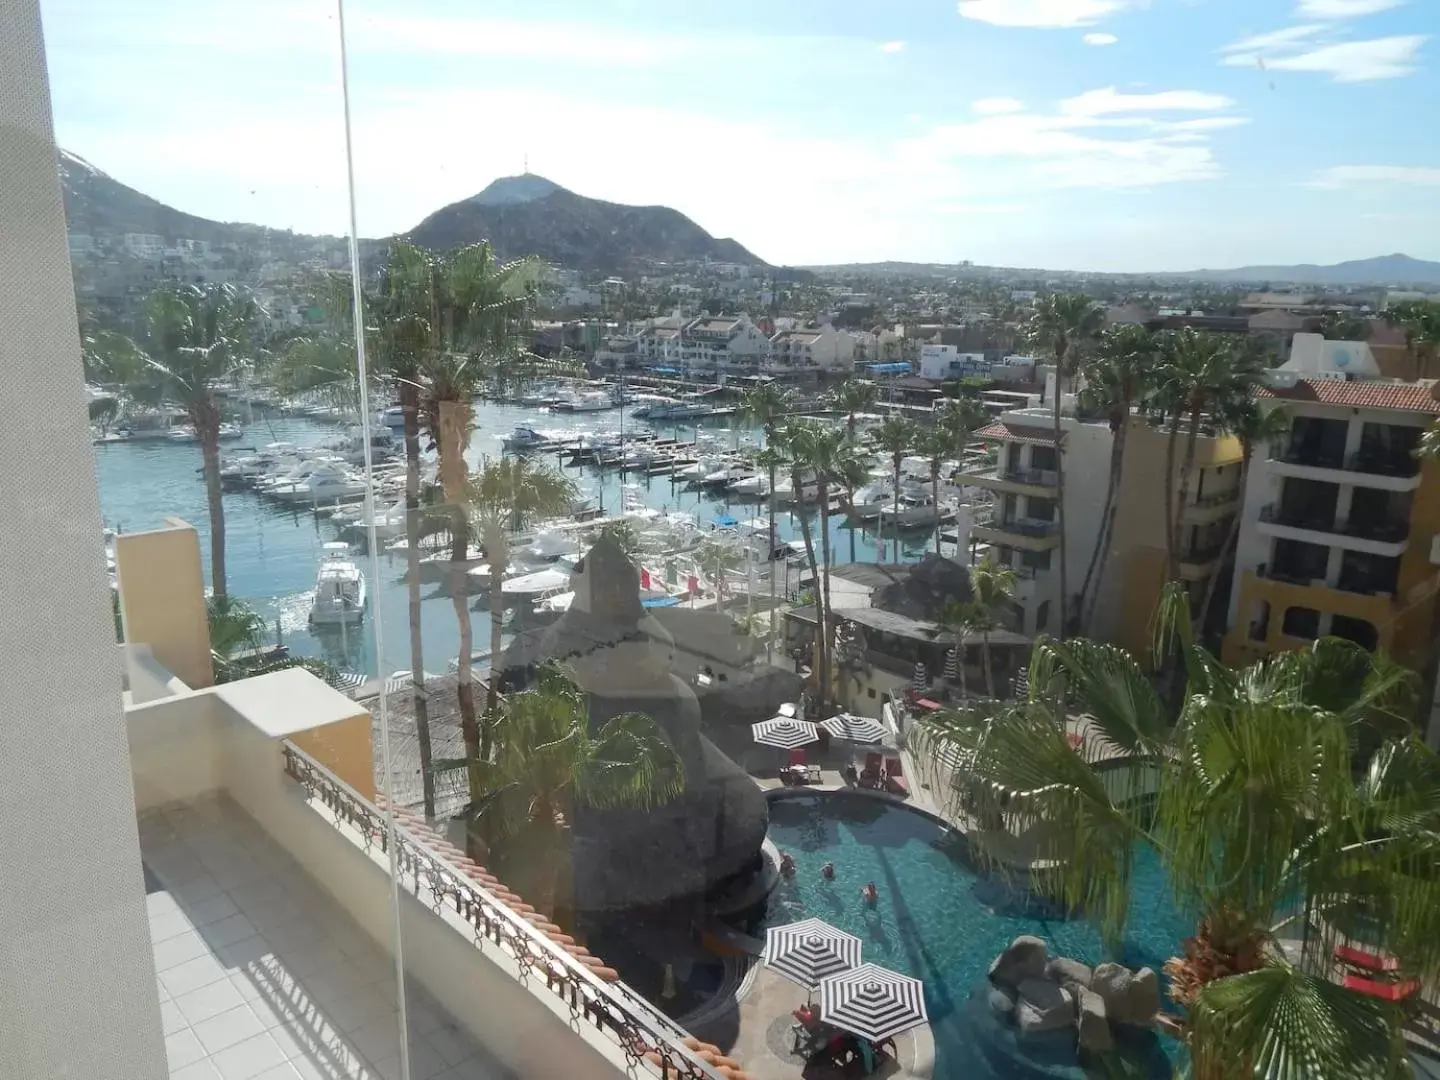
[403,175,765,271]
[1178,253,1440,287]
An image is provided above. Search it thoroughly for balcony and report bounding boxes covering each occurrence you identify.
[1179,489,1240,525]
[971,513,1061,551]
[127,664,732,1080]
[955,463,1059,498]
[1269,445,1422,492]
[1256,563,1395,601]
[1178,542,1227,581]
[1257,504,1410,557]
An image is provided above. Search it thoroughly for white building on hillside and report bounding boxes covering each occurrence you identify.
[122,232,164,259]
[768,325,854,374]
[681,314,770,375]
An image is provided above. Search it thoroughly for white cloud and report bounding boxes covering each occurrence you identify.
[1295,0,1406,17]
[1312,165,1440,188]
[1060,87,1235,115]
[879,40,907,53]
[1221,22,1427,82]
[1083,32,1119,45]
[957,0,1127,29]
[972,96,1027,114]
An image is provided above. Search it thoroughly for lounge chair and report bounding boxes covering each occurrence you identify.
[786,748,820,784]
[883,756,908,796]
[1344,973,1420,1001]
[1335,944,1400,973]
[859,752,883,789]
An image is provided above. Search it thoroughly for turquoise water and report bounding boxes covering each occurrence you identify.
[94,402,938,676]
[762,793,1187,1079]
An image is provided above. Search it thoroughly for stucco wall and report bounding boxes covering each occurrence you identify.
[115,522,214,691]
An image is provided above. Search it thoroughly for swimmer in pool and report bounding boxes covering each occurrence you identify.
[779,852,796,877]
[861,882,878,905]
[821,862,836,881]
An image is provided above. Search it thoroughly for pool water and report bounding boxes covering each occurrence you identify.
[758,793,1190,1079]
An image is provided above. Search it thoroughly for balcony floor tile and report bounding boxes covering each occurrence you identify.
[142,795,506,1080]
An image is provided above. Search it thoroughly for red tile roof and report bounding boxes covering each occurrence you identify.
[1257,378,1440,413]
[975,421,1062,446]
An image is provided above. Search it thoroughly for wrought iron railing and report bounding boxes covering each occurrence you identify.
[280,742,723,1080]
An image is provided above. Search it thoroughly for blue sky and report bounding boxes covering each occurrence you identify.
[38,0,1440,271]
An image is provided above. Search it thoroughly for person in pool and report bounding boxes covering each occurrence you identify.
[821,862,836,881]
[861,882,878,905]
[779,851,796,877]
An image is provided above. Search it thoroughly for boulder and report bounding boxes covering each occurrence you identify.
[1076,988,1113,1053]
[1046,957,1093,994]
[1015,977,1075,1036]
[1090,963,1133,1017]
[1121,967,1161,1027]
[988,985,1018,1019]
[989,935,1049,989]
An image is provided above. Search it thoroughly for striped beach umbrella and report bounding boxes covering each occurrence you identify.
[944,646,960,681]
[819,962,928,1043]
[751,717,820,750]
[912,661,928,693]
[763,919,862,995]
[820,713,887,745]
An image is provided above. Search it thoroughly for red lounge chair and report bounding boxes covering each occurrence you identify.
[787,748,820,784]
[859,752,883,788]
[1335,944,1400,973]
[883,756,908,796]
[1344,974,1420,1001]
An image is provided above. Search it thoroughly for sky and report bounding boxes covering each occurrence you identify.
[38,0,1440,272]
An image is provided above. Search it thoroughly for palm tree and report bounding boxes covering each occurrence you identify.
[740,381,795,555]
[1074,324,1157,633]
[785,422,851,711]
[872,414,919,562]
[1384,299,1440,381]
[937,598,979,700]
[1156,330,1266,582]
[1029,293,1103,637]
[968,555,1016,698]
[912,595,1439,1080]
[433,666,683,920]
[1195,400,1292,632]
[1319,311,1370,341]
[831,378,878,439]
[85,283,256,599]
[470,458,578,764]
[776,424,825,711]
[833,447,872,566]
[917,426,953,556]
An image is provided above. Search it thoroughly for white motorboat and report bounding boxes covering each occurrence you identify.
[502,425,549,450]
[515,531,577,566]
[673,456,727,482]
[270,462,368,504]
[380,405,406,429]
[773,475,821,505]
[553,390,613,413]
[334,499,408,542]
[309,542,366,625]
[701,463,754,488]
[878,491,948,529]
[850,479,897,520]
[729,473,770,497]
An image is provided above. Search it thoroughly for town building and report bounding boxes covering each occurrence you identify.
[767,324,854,374]
[680,314,770,375]
[1222,333,1440,674]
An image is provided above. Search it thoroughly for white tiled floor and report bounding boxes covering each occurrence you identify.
[140,795,509,1080]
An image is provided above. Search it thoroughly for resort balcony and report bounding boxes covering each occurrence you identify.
[125,659,739,1080]
[1177,542,1227,582]
[1269,445,1422,492]
[1179,489,1240,526]
[970,513,1061,552]
[954,462,1059,498]
[1256,504,1411,558]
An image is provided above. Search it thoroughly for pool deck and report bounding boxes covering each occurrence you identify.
[726,964,934,1080]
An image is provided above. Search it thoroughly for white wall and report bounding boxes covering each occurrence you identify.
[0,5,171,1075]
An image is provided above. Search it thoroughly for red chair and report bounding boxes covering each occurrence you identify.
[859,752,883,788]
[883,757,908,796]
[1335,944,1399,973]
[1344,974,1420,1001]
[787,748,819,784]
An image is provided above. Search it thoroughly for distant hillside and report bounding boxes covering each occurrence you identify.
[404,174,766,272]
[1177,254,1440,288]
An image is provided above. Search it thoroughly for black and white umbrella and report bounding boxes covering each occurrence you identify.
[944,646,960,681]
[820,713,887,745]
[763,918,862,994]
[819,962,928,1043]
[751,717,820,750]
[912,661,928,693]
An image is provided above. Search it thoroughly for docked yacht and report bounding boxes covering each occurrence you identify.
[269,462,368,504]
[729,472,770,497]
[850,479,898,520]
[877,491,948,529]
[553,390,613,413]
[643,397,713,421]
[501,424,549,450]
[309,543,366,625]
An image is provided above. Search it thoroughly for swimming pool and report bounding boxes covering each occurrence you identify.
[756,792,1188,1079]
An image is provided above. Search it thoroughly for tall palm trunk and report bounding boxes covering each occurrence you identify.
[1172,406,1204,580]
[931,464,942,555]
[438,402,482,807]
[483,520,508,763]
[817,476,834,710]
[846,483,858,564]
[1052,348,1068,637]
[766,461,778,664]
[981,626,995,698]
[890,454,902,563]
[1195,441,1253,634]
[792,467,822,710]
[400,387,435,818]
[1163,412,1182,580]
[195,401,228,600]
[1079,414,1129,634]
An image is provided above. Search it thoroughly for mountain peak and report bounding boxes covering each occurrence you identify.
[469,174,566,207]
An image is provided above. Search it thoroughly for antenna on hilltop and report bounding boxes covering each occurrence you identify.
[523,153,529,175]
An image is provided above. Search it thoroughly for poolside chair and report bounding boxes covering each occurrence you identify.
[786,748,820,784]
[1335,944,1400,973]
[859,752,883,789]
[1344,973,1420,1002]
[883,756,909,796]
